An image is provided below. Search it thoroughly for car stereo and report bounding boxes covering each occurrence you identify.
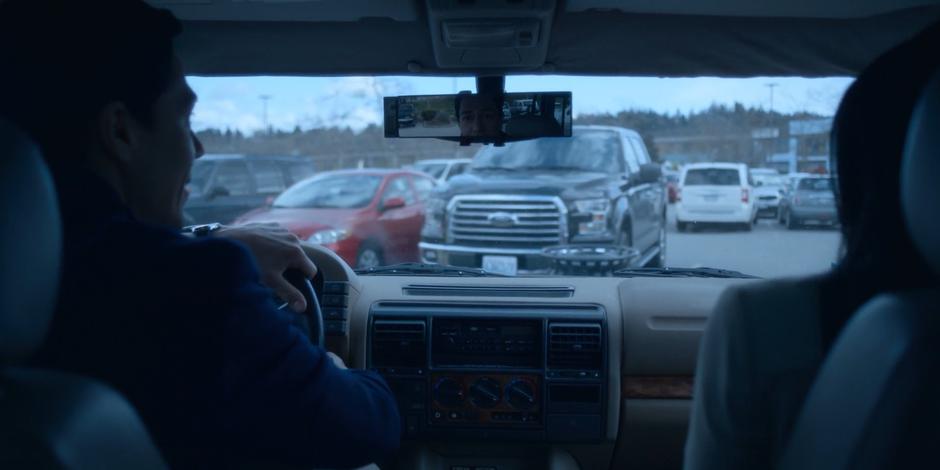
[368,303,607,443]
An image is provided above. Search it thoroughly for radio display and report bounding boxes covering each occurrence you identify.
[431,318,542,368]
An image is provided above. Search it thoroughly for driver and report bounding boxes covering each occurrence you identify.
[0,1,400,468]
[456,92,504,138]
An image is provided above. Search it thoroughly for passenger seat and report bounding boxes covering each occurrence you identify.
[0,117,167,469]
[776,68,940,470]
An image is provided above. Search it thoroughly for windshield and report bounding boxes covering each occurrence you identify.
[188,159,215,194]
[472,131,624,173]
[190,75,850,278]
[798,178,834,191]
[683,168,741,186]
[273,174,382,209]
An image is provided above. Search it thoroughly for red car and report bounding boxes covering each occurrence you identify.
[235,169,437,269]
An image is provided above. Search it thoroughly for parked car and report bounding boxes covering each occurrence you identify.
[665,172,680,204]
[183,154,316,225]
[749,169,788,219]
[234,169,437,269]
[407,158,472,184]
[777,175,838,229]
[397,102,416,128]
[419,125,667,275]
[675,162,757,231]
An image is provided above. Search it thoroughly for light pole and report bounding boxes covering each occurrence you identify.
[259,94,271,133]
[765,83,779,114]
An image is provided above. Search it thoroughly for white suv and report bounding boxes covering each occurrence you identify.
[676,162,757,231]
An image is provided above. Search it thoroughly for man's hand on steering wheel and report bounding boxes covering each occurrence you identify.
[215,223,317,313]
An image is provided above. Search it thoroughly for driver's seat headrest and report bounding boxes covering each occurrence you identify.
[0,117,62,363]
[902,69,940,277]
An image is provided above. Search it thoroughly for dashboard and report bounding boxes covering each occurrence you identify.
[302,244,756,470]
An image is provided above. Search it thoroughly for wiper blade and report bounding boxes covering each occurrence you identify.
[355,262,508,277]
[518,165,585,171]
[471,166,516,171]
[613,267,758,279]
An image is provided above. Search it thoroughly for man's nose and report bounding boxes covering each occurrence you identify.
[192,131,205,159]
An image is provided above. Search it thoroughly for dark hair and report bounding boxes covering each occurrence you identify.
[820,21,940,346]
[0,0,182,163]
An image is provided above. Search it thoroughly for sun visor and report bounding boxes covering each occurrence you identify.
[426,0,556,69]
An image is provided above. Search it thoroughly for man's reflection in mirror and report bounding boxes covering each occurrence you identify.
[456,92,503,138]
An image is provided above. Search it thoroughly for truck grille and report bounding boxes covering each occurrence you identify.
[447,195,567,249]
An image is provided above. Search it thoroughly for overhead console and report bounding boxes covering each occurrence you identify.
[425,0,557,69]
[368,302,607,442]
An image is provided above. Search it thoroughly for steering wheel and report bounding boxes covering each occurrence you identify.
[278,269,325,347]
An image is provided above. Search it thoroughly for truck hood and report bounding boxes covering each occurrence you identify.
[443,170,614,199]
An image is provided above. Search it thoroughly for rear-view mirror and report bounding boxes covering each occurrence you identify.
[384,91,572,144]
[381,196,406,211]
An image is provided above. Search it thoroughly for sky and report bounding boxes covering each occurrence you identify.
[187,75,855,135]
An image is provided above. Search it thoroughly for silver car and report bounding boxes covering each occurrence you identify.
[777,175,838,229]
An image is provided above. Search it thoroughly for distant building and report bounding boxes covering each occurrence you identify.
[767,118,832,174]
[653,117,832,173]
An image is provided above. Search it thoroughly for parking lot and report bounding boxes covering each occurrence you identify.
[665,206,842,278]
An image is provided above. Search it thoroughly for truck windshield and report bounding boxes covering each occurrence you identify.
[472,131,624,174]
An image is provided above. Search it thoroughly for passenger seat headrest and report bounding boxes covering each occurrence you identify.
[0,117,62,363]
[902,69,940,277]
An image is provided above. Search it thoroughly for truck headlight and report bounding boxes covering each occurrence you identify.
[421,198,446,238]
[307,228,349,245]
[574,198,610,235]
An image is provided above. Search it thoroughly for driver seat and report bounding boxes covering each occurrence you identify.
[0,117,167,469]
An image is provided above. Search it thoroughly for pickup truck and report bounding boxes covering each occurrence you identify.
[419,125,667,275]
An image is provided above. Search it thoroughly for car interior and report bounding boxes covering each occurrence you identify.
[1,0,939,469]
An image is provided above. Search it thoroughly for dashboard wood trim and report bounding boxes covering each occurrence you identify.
[621,376,693,399]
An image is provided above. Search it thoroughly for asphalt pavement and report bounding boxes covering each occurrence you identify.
[664,205,842,279]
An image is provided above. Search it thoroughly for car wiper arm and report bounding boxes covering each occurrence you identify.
[613,267,758,279]
[471,166,516,171]
[355,262,508,277]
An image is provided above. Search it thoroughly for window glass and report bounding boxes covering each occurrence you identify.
[473,130,624,174]
[287,161,316,185]
[683,168,742,186]
[447,163,468,179]
[621,136,640,173]
[251,159,286,194]
[188,159,215,194]
[412,177,436,200]
[273,174,382,209]
[413,163,447,179]
[798,178,834,191]
[383,177,415,205]
[630,137,651,165]
[213,160,252,196]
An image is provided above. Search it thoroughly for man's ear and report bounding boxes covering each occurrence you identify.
[96,101,141,166]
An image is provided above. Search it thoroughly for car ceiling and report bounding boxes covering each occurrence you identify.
[148,0,940,77]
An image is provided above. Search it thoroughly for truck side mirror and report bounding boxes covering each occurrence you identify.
[381,196,406,211]
[638,163,662,185]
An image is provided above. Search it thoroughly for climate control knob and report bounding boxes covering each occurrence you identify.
[433,377,465,408]
[506,379,536,410]
[469,377,501,408]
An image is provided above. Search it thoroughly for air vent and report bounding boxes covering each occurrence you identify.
[547,322,602,371]
[402,284,574,298]
[370,319,428,371]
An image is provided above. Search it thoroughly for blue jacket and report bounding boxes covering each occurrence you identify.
[34,169,400,469]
